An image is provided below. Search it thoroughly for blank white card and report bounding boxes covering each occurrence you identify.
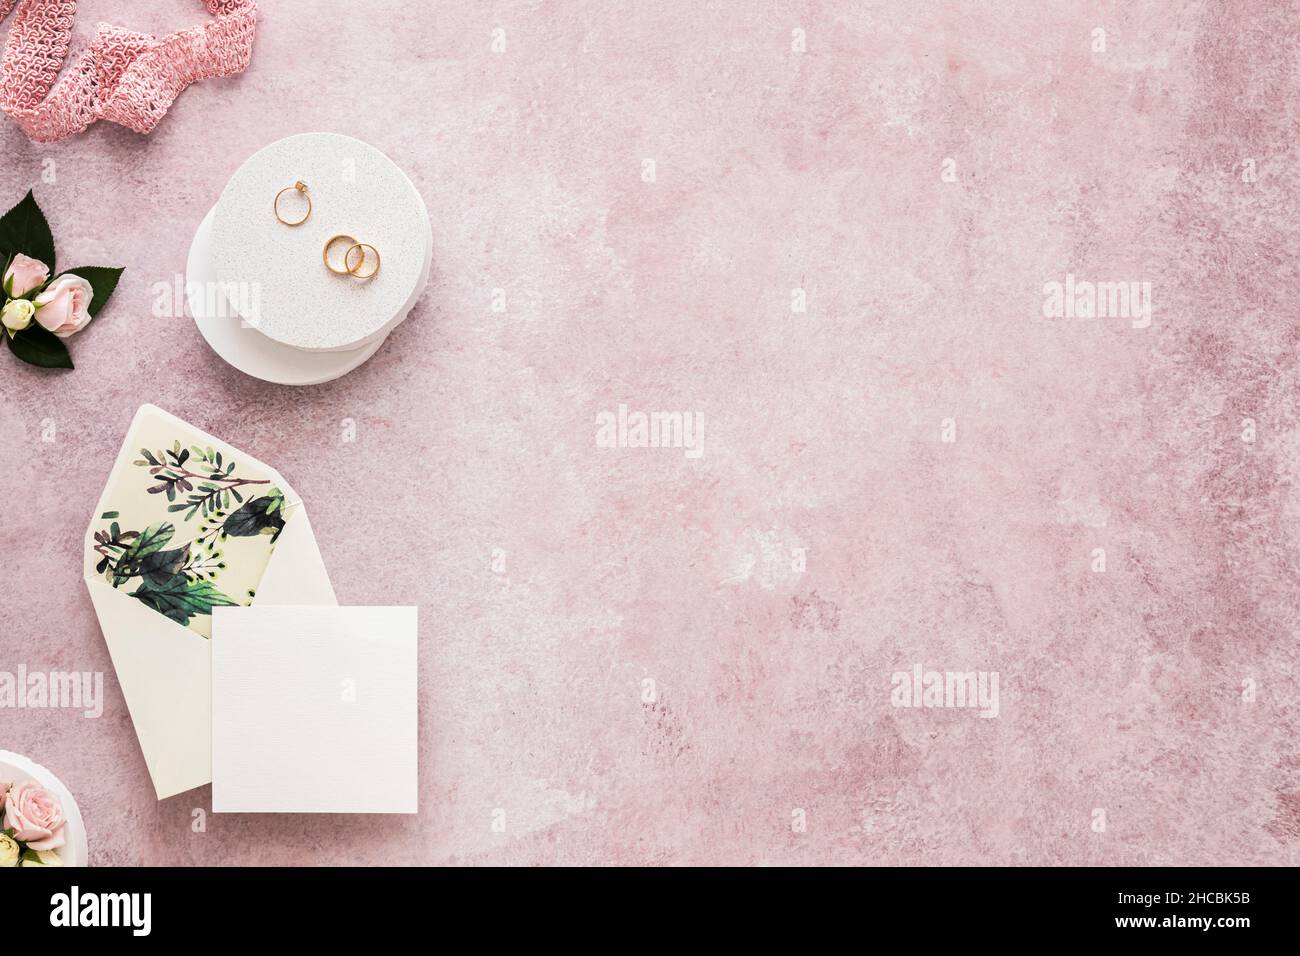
[211,605,417,813]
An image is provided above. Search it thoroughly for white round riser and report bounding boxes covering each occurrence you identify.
[188,205,386,386]
[209,132,432,352]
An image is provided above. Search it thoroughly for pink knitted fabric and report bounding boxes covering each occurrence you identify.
[0,0,256,142]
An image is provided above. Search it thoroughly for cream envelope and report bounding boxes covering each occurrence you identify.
[83,404,337,800]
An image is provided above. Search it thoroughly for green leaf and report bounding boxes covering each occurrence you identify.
[130,575,238,627]
[222,495,287,540]
[133,523,174,557]
[100,510,119,520]
[5,322,72,369]
[0,190,55,273]
[111,521,175,584]
[136,545,190,587]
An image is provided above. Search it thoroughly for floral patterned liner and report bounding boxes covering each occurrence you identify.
[90,435,292,635]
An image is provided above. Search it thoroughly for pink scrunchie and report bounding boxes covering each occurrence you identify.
[0,0,256,143]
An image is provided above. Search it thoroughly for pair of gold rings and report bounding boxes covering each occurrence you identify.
[273,180,381,280]
[323,234,381,280]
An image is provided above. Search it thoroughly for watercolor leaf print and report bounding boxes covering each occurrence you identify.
[108,522,175,586]
[135,545,190,587]
[129,577,239,627]
[92,437,291,634]
[221,488,287,543]
[135,440,269,518]
[92,522,137,575]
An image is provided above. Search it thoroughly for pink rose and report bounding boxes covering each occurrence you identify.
[0,782,9,811]
[33,273,94,338]
[2,780,66,851]
[3,253,49,297]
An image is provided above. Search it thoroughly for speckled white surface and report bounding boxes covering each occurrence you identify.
[210,132,431,351]
[189,206,386,385]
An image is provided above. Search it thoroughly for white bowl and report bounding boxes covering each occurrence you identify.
[0,751,89,866]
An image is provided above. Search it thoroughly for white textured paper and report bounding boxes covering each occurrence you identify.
[211,606,418,813]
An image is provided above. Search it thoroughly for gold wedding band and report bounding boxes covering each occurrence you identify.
[273,180,311,226]
[344,242,380,279]
[322,234,359,275]
[323,235,379,279]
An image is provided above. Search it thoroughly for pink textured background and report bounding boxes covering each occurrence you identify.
[1,1,1297,866]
